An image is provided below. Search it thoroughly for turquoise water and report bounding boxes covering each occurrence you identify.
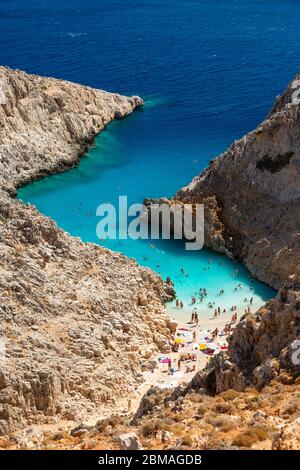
[9,0,300,320]
[18,114,275,320]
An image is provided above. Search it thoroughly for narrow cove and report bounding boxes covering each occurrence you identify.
[17,107,275,327]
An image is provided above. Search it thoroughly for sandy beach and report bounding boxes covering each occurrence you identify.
[126,308,243,408]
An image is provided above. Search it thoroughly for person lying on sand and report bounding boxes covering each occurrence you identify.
[185,365,196,373]
[179,353,197,362]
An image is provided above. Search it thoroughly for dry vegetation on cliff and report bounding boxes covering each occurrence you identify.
[1,380,299,450]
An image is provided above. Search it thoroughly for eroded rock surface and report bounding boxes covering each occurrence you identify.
[177,76,300,393]
[0,66,143,192]
[192,272,300,393]
[0,67,173,434]
[174,74,300,289]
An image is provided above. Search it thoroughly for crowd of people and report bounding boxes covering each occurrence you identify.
[156,263,261,386]
[174,284,255,322]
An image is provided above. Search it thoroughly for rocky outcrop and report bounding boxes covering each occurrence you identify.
[174,74,300,290]
[0,67,173,435]
[176,75,300,393]
[144,196,232,257]
[192,272,300,393]
[0,66,143,193]
[118,432,143,450]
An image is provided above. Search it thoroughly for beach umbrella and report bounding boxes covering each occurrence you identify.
[175,338,184,344]
[199,343,207,350]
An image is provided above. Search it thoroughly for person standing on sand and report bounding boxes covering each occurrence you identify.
[212,328,219,339]
[168,358,173,375]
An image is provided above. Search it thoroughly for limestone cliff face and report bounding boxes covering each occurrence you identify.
[175,74,300,289]
[0,66,143,193]
[178,75,300,393]
[0,68,173,434]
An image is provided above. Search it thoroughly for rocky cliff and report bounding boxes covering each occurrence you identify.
[0,67,173,434]
[174,74,300,290]
[173,75,300,393]
[192,271,300,394]
[0,66,143,192]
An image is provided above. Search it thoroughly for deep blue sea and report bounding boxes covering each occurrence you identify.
[4,0,300,320]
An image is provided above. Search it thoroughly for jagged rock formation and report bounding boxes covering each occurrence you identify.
[0,66,143,193]
[163,74,300,393]
[143,196,232,258]
[0,67,173,435]
[192,272,300,394]
[4,380,299,450]
[1,66,299,446]
[174,74,300,290]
